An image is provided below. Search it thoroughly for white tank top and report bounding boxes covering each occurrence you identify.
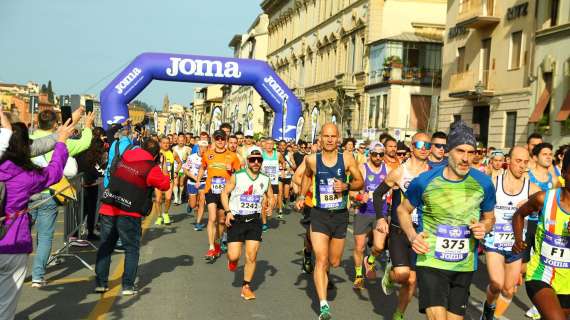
[485,174,529,250]
[229,170,270,216]
[262,150,280,185]
[397,162,422,224]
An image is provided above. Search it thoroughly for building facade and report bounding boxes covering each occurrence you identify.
[528,0,570,146]
[191,85,224,135]
[438,0,536,148]
[223,14,272,136]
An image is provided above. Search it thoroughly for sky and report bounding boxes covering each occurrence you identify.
[0,0,262,110]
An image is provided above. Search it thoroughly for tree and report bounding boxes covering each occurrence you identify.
[47,80,54,103]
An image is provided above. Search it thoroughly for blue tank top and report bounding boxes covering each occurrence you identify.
[358,163,387,216]
[528,170,554,220]
[313,152,348,210]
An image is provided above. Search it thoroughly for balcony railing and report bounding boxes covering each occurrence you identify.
[457,0,500,29]
[448,69,496,96]
[369,67,442,87]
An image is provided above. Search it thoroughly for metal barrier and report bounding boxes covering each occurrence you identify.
[47,173,97,272]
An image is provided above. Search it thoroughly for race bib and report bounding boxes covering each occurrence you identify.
[435,225,471,262]
[493,223,515,250]
[239,194,261,215]
[165,161,172,172]
[211,177,226,194]
[265,165,279,184]
[411,209,419,225]
[319,184,342,209]
[540,232,570,269]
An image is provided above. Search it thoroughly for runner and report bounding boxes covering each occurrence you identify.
[172,134,192,205]
[481,146,540,319]
[278,140,294,212]
[485,150,505,179]
[383,137,400,171]
[221,146,274,300]
[512,148,570,320]
[372,133,432,320]
[227,134,245,167]
[428,131,448,168]
[349,142,388,290]
[397,120,495,320]
[196,129,241,262]
[526,133,543,170]
[293,159,316,274]
[184,140,208,231]
[155,137,182,226]
[296,123,364,320]
[261,138,285,229]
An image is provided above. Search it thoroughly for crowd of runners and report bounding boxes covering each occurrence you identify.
[0,108,570,320]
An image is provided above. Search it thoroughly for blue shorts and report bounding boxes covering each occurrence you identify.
[187,181,205,195]
[484,246,522,264]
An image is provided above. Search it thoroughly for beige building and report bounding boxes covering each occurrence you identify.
[527,0,570,147]
[191,85,223,135]
[223,14,272,136]
[438,0,537,148]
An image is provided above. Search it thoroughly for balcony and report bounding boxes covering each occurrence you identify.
[369,67,442,87]
[448,69,496,98]
[457,0,500,29]
[335,73,357,94]
[293,87,305,99]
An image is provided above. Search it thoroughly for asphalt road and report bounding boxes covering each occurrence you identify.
[16,204,534,319]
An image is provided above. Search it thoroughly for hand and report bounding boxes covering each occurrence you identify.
[333,178,347,193]
[56,118,75,142]
[0,112,11,130]
[225,212,235,227]
[85,111,95,129]
[296,198,305,211]
[469,218,486,240]
[360,192,369,203]
[195,182,200,189]
[375,218,389,233]
[411,231,430,254]
[512,239,527,254]
[71,106,85,124]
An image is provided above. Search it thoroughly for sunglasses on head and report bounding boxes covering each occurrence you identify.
[413,141,432,150]
[433,143,445,149]
[248,157,263,164]
[370,151,384,158]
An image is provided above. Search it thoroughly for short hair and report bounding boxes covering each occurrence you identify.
[200,131,209,137]
[235,131,244,136]
[220,122,232,131]
[143,139,160,158]
[278,139,286,144]
[228,134,238,141]
[532,142,553,156]
[342,138,356,147]
[527,133,543,144]
[38,110,58,130]
[384,136,397,145]
[562,149,570,174]
[379,132,393,144]
[431,131,447,141]
[554,144,570,165]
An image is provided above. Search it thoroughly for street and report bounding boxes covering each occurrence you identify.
[16,205,533,320]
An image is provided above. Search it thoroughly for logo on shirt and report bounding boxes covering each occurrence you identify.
[208,154,214,160]
[337,168,342,176]
[367,175,375,182]
[554,237,567,247]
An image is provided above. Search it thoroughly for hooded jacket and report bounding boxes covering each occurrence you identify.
[0,142,68,254]
[99,147,170,218]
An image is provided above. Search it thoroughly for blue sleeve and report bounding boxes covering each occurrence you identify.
[472,170,496,212]
[405,176,426,209]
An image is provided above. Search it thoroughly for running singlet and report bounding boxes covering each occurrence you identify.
[406,166,496,272]
[202,149,241,194]
[183,153,206,182]
[173,145,191,172]
[358,163,387,216]
[228,169,270,216]
[161,150,175,178]
[312,152,348,210]
[526,189,570,295]
[528,170,554,221]
[396,162,425,226]
[484,174,529,251]
[261,150,280,185]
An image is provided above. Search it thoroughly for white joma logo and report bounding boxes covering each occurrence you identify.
[264,75,289,101]
[166,57,242,78]
[115,68,141,94]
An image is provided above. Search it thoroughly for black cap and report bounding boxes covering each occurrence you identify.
[213,129,226,138]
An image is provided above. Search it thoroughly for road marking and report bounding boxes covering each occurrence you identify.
[87,212,156,320]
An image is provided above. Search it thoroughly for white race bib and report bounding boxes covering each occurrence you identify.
[239,194,261,215]
[492,223,515,250]
[211,177,226,194]
[540,232,570,269]
[319,184,342,209]
[435,225,470,262]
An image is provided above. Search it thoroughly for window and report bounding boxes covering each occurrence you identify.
[299,59,305,87]
[505,112,517,147]
[381,95,389,128]
[509,31,522,69]
[550,0,559,27]
[369,96,376,127]
[350,36,356,74]
[453,114,462,122]
[457,47,466,73]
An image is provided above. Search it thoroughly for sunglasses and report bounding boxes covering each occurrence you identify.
[248,157,263,164]
[370,151,384,158]
[397,152,407,156]
[214,136,225,141]
[433,143,445,149]
[413,141,432,150]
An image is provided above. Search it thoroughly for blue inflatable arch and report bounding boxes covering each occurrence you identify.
[100,52,301,140]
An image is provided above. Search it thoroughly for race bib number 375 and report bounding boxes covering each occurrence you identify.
[540,232,570,269]
[435,225,471,262]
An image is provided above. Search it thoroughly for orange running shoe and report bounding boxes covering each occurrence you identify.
[241,285,256,300]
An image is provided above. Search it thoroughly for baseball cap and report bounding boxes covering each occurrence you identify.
[213,129,226,139]
[368,141,384,151]
[247,146,263,157]
[198,140,208,147]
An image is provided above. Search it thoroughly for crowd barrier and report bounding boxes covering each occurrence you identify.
[46,173,98,272]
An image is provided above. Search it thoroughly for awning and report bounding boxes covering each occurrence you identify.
[528,79,552,123]
[555,90,570,121]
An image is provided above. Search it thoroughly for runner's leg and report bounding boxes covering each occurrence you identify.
[244,240,261,283]
[311,230,331,303]
[485,252,506,305]
[530,287,567,320]
[227,241,243,263]
[495,259,522,316]
[353,234,366,280]
[206,203,217,250]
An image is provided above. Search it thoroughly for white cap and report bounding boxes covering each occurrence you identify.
[247,146,263,157]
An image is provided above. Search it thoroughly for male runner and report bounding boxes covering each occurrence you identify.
[196,130,241,262]
[485,150,505,179]
[221,146,274,300]
[481,146,540,319]
[398,120,495,320]
[278,140,294,210]
[293,159,316,274]
[428,131,448,168]
[526,133,543,170]
[228,134,244,167]
[350,142,388,290]
[184,140,208,231]
[296,123,363,320]
[261,138,285,229]
[173,134,191,205]
[372,133,432,320]
[383,137,400,171]
[155,137,182,225]
[512,149,570,320]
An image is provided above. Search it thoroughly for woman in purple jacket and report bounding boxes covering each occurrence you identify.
[0,120,74,320]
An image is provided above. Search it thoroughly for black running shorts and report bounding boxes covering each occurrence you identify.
[205,191,222,208]
[353,214,375,235]
[416,266,474,316]
[270,184,279,194]
[300,206,312,230]
[227,218,263,243]
[310,207,349,239]
[388,224,417,270]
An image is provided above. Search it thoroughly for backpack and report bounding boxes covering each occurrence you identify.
[109,141,135,176]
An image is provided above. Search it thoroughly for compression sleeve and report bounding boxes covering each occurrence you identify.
[372,182,391,219]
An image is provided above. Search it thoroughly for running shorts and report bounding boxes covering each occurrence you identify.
[388,224,417,270]
[310,207,349,239]
[205,191,222,207]
[227,215,262,243]
[271,184,279,194]
[279,177,292,184]
[187,181,205,195]
[300,206,311,230]
[353,214,375,235]
[416,266,474,316]
[526,280,570,309]
[484,246,522,264]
